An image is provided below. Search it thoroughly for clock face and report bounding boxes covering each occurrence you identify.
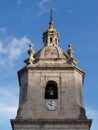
[46,100,56,111]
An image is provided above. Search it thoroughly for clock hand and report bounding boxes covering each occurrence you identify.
[49,103,52,106]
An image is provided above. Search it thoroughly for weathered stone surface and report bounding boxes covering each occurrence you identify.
[11,12,92,130]
[16,66,86,120]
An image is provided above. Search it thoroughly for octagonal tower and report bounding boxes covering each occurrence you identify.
[11,10,92,130]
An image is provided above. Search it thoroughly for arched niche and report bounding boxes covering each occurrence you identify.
[45,80,58,99]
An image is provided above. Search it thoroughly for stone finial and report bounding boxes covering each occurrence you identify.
[24,44,35,65]
[28,44,35,64]
[67,44,74,57]
[67,44,78,65]
[28,44,34,55]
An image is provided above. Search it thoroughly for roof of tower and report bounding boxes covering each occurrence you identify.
[34,45,69,60]
[24,10,78,67]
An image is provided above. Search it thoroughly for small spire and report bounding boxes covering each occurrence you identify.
[49,9,54,28]
[50,9,53,21]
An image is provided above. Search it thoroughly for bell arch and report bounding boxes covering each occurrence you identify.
[45,80,58,99]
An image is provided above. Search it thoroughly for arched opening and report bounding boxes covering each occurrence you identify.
[45,81,58,99]
[50,37,53,43]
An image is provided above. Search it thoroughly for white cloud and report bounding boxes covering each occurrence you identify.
[86,106,98,130]
[17,0,51,20]
[38,8,49,17]
[0,28,7,39]
[17,0,25,5]
[37,0,50,16]
[67,9,75,14]
[0,87,18,119]
[0,60,5,65]
[0,28,7,34]
[0,31,31,67]
[38,0,49,8]
[0,87,18,104]
[86,107,98,119]
[0,104,17,117]
[0,87,17,130]
[0,41,6,54]
[8,36,30,60]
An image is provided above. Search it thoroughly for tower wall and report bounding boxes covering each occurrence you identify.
[16,67,86,120]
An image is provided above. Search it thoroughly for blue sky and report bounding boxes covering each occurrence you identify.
[0,0,98,130]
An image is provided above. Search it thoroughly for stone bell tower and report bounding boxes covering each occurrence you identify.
[11,10,92,130]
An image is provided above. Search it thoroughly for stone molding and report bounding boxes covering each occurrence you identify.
[11,119,92,129]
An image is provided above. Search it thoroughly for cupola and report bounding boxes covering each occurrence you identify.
[42,10,60,46]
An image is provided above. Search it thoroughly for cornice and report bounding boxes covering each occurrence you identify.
[11,119,92,128]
